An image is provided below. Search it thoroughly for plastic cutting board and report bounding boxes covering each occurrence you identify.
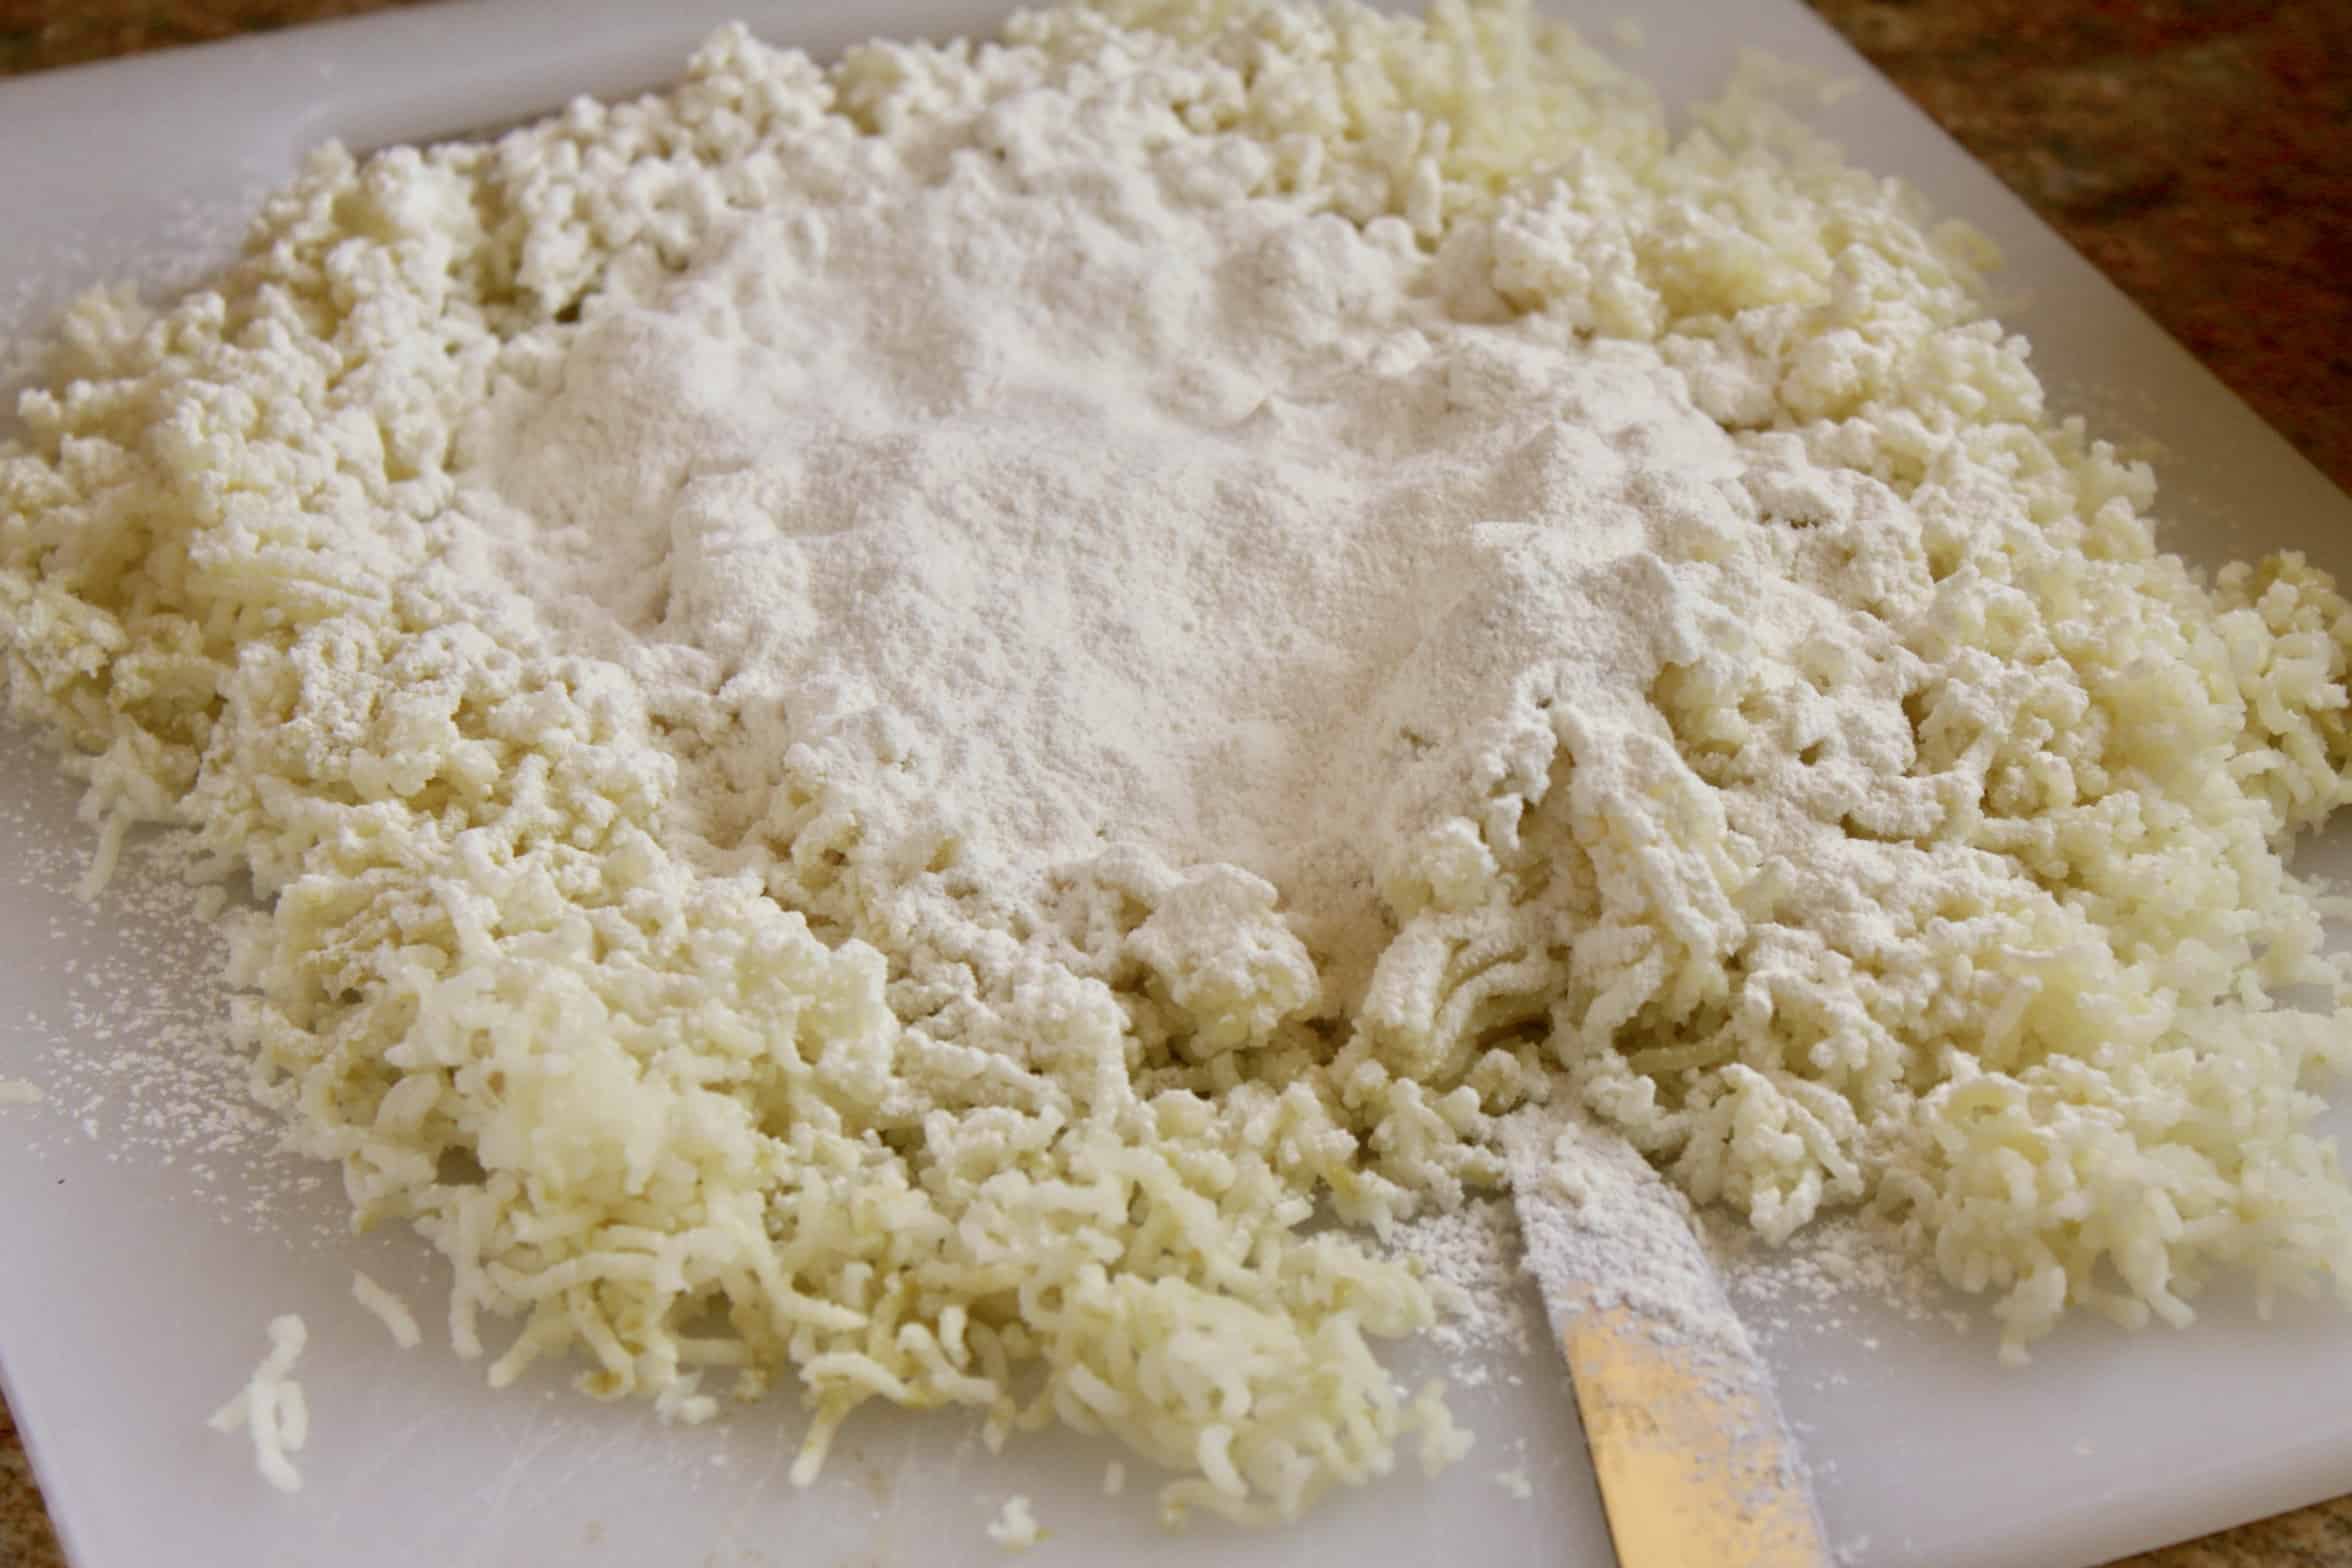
[3,3,2350,1565]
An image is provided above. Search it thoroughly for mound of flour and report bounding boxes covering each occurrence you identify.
[455,123,1730,1009]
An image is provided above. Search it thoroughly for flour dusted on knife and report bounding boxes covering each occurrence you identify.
[1503,1106,1757,1364]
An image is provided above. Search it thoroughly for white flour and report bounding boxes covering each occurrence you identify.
[1391,1198,1538,1364]
[456,140,1732,1010]
[1718,1212,1974,1340]
[0,754,312,1231]
[1501,1104,1755,1362]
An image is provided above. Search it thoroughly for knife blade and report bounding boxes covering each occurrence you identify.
[1502,1104,1833,1568]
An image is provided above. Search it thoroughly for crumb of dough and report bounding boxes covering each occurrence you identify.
[207,1315,309,1494]
[987,1495,1043,1550]
[351,1271,422,1350]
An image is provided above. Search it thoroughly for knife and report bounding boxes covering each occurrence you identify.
[1502,1103,1833,1568]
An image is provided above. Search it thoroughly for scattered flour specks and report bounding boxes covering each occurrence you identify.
[0,799,317,1236]
[1719,1214,1975,1341]
[1390,1197,1539,1371]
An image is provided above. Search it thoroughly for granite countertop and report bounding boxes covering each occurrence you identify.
[1,3,2347,1567]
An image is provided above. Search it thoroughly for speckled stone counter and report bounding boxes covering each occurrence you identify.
[1,3,2346,1566]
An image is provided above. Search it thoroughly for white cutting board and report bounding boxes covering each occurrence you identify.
[3,4,2349,1566]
